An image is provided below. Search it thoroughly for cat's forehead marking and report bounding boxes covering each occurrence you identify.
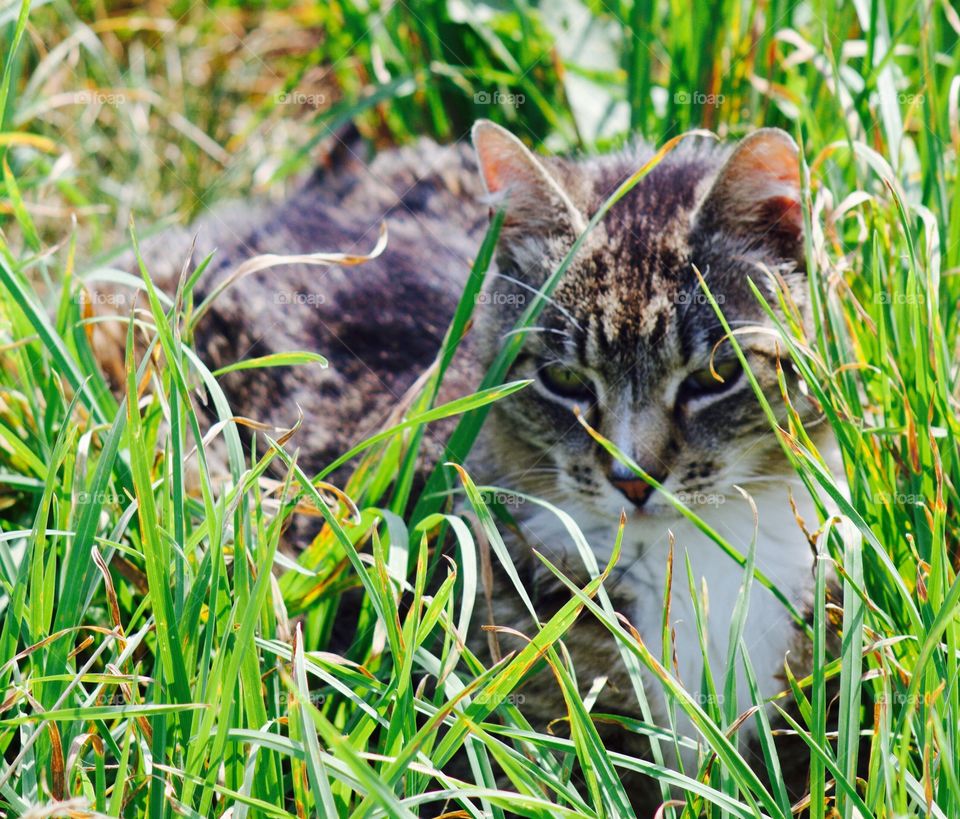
[538,147,730,370]
[596,278,675,346]
[592,217,691,355]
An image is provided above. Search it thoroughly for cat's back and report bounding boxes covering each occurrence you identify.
[111,137,490,478]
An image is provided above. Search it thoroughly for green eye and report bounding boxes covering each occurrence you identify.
[539,363,595,400]
[681,358,743,397]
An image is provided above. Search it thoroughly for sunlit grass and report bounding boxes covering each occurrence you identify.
[1,0,959,816]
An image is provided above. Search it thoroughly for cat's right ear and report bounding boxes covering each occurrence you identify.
[471,120,585,238]
[695,128,804,263]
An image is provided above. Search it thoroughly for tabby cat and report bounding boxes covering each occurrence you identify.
[95,120,829,811]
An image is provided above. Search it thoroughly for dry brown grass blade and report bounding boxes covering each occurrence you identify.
[191,221,388,326]
[20,691,65,799]
[0,626,116,678]
[259,473,360,524]
[92,546,125,639]
[185,409,302,464]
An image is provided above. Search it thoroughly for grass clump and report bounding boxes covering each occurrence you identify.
[1,0,959,816]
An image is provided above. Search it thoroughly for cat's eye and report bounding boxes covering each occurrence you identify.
[539,363,595,401]
[681,358,743,398]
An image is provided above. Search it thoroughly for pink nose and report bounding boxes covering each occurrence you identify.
[610,477,655,507]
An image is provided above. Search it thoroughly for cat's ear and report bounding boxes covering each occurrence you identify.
[697,128,804,262]
[471,120,585,237]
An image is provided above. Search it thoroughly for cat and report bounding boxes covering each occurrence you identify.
[463,122,828,809]
[91,120,830,811]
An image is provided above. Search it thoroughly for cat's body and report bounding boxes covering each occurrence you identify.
[97,138,491,476]
[93,123,828,810]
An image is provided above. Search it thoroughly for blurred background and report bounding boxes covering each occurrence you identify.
[3,0,954,258]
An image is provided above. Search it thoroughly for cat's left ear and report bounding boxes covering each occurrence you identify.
[471,120,585,236]
[696,128,804,263]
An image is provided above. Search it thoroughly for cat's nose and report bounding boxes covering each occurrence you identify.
[607,463,664,508]
[610,477,655,507]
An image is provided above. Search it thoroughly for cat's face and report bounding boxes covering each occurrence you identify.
[472,121,817,523]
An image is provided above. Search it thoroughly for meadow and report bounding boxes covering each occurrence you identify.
[0,0,958,816]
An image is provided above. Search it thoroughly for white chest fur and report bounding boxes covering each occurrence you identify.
[514,479,817,750]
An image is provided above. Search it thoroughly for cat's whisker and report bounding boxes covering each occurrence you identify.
[511,477,566,495]
[533,357,569,372]
[493,473,564,490]
[497,466,564,478]
[490,271,584,331]
[502,326,572,341]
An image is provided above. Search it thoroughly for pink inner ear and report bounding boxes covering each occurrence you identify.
[726,133,802,236]
[739,136,801,195]
[762,195,804,241]
[475,139,516,194]
[473,125,540,196]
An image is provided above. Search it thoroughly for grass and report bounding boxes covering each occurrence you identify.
[1,0,959,815]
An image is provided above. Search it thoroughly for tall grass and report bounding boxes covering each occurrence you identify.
[1,0,958,816]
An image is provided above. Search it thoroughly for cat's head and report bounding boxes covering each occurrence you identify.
[471,120,817,522]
